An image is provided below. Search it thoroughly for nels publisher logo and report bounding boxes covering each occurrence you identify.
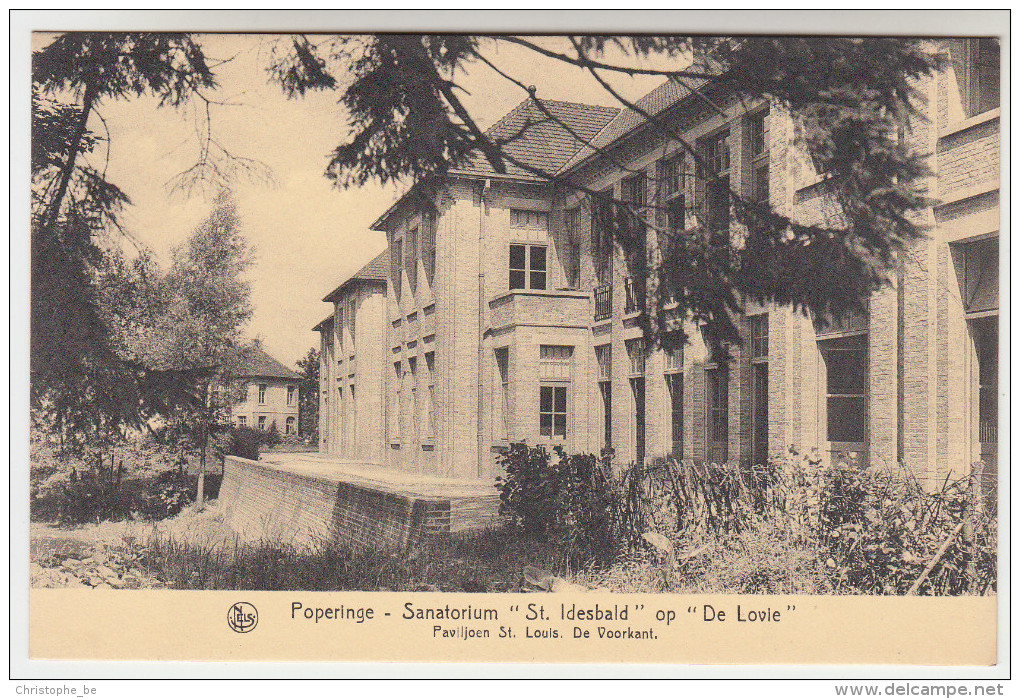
[227,602,258,633]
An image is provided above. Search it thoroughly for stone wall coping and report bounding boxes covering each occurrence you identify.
[224,454,497,500]
[939,108,1000,140]
[488,288,590,306]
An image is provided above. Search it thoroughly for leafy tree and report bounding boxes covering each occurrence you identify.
[30,33,265,443]
[296,347,320,442]
[31,33,217,440]
[269,35,945,347]
[132,192,254,503]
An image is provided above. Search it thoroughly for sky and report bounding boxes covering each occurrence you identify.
[47,33,673,367]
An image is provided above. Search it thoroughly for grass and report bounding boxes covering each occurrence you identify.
[140,524,572,592]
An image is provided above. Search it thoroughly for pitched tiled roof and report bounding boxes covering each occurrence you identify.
[312,314,334,332]
[322,250,389,302]
[452,98,620,181]
[558,76,711,174]
[229,345,302,380]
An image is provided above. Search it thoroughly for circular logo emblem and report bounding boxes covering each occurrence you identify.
[227,602,258,633]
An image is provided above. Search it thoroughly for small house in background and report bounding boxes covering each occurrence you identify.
[227,344,302,435]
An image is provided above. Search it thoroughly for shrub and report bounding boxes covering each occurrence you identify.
[496,443,623,568]
[140,468,195,519]
[224,426,260,461]
[265,422,281,448]
[783,454,996,595]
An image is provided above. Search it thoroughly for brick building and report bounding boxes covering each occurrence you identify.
[228,345,302,435]
[315,38,999,489]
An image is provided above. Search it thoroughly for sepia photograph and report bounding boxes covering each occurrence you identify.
[15,9,1005,674]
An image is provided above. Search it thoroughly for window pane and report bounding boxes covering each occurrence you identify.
[827,397,866,442]
[553,414,567,438]
[530,271,547,290]
[754,163,769,203]
[510,270,526,290]
[824,348,867,395]
[510,244,526,269]
[530,245,546,270]
[540,414,552,437]
[540,386,552,412]
[554,386,567,412]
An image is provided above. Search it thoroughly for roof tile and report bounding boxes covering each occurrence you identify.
[452,98,619,180]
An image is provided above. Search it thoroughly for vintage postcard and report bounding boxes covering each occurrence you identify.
[12,9,1006,679]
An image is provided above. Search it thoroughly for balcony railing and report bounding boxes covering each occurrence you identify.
[980,419,997,444]
[624,277,644,314]
[594,284,612,321]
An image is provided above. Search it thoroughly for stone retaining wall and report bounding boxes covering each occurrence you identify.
[219,457,451,551]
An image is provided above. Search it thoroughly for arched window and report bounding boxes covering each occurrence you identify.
[285,416,296,435]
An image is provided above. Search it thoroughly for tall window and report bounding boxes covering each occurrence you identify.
[287,384,296,406]
[337,385,343,444]
[621,172,648,311]
[592,190,613,285]
[258,415,267,430]
[401,362,412,439]
[959,38,1000,117]
[819,335,868,447]
[285,416,295,435]
[563,207,581,289]
[540,385,568,442]
[406,223,419,294]
[631,377,646,464]
[596,345,612,450]
[258,383,267,404]
[700,130,731,238]
[748,109,770,203]
[626,339,645,376]
[510,208,550,292]
[494,348,509,439]
[958,237,998,314]
[425,351,436,439]
[422,211,437,285]
[539,346,572,442]
[661,154,685,235]
[955,237,998,464]
[973,318,998,446]
[707,367,729,464]
[408,357,418,441]
[391,235,403,299]
[390,361,401,440]
[621,172,647,208]
[346,294,357,341]
[664,344,683,457]
[626,339,645,462]
[749,313,769,466]
[349,384,356,447]
[510,244,547,290]
[237,415,246,427]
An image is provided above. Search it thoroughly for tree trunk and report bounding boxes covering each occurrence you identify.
[196,381,210,509]
[44,81,97,231]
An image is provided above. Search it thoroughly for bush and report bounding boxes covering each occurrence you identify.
[265,422,281,448]
[140,468,195,519]
[612,450,996,595]
[783,454,996,595]
[496,443,623,568]
[224,426,260,461]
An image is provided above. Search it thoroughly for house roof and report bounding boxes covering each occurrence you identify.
[229,345,302,380]
[322,250,389,303]
[312,314,334,333]
[558,76,710,174]
[451,98,620,181]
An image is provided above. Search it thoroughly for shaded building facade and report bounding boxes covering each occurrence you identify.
[316,39,999,489]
